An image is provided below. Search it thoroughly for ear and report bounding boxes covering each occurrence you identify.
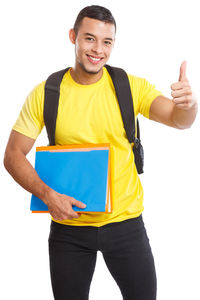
[69,29,76,44]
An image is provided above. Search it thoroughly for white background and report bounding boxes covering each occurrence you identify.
[1,0,200,299]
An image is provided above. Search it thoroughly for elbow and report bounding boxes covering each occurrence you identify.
[3,147,15,174]
[3,149,11,172]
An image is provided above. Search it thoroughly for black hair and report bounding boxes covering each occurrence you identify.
[73,5,116,35]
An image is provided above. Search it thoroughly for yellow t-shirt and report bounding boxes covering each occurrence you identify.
[13,67,163,227]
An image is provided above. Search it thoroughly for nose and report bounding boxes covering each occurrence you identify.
[91,41,103,55]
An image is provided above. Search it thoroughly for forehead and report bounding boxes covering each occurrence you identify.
[78,17,115,39]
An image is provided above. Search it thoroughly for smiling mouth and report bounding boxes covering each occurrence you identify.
[86,55,103,64]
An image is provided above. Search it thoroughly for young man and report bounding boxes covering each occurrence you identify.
[4,5,197,300]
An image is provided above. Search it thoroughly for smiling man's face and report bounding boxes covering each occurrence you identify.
[69,17,115,75]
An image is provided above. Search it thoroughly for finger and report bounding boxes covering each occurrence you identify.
[70,210,81,218]
[174,103,192,110]
[171,81,190,91]
[171,88,192,98]
[172,96,192,104]
[179,60,187,82]
[56,212,79,220]
[71,198,87,208]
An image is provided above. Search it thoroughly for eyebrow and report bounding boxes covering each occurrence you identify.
[84,33,113,41]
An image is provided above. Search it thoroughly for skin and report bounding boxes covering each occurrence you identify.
[149,60,198,129]
[4,17,198,221]
[69,17,115,84]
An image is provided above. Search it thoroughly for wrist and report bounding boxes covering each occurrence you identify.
[41,185,54,205]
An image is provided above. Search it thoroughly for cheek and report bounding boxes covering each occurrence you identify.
[75,43,80,56]
[75,42,88,58]
[104,47,113,57]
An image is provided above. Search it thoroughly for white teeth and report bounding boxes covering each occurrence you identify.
[89,56,101,61]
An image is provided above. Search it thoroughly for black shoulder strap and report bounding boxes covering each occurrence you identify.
[44,67,70,145]
[105,65,144,174]
[105,64,136,143]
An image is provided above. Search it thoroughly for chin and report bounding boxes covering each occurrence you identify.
[79,61,104,75]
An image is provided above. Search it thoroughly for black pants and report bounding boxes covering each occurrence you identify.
[48,215,157,300]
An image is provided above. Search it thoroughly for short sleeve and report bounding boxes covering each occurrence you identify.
[13,81,46,139]
[137,78,163,118]
[128,74,163,119]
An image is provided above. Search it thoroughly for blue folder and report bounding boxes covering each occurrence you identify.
[31,144,112,213]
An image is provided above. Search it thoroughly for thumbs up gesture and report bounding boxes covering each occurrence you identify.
[171,61,196,110]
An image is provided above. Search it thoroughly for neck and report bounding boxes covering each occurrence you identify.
[70,62,103,85]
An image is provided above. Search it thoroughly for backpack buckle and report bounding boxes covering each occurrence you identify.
[133,137,140,148]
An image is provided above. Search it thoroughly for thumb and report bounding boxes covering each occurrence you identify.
[179,60,187,81]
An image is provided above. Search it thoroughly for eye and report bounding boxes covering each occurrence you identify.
[85,37,94,42]
[104,41,112,46]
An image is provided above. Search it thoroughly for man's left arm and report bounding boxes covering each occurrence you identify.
[149,61,198,129]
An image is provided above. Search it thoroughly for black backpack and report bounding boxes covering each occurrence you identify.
[43,65,144,174]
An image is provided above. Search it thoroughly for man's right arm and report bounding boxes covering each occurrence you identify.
[3,130,86,220]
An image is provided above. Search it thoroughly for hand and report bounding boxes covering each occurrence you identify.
[44,189,86,221]
[171,61,197,110]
